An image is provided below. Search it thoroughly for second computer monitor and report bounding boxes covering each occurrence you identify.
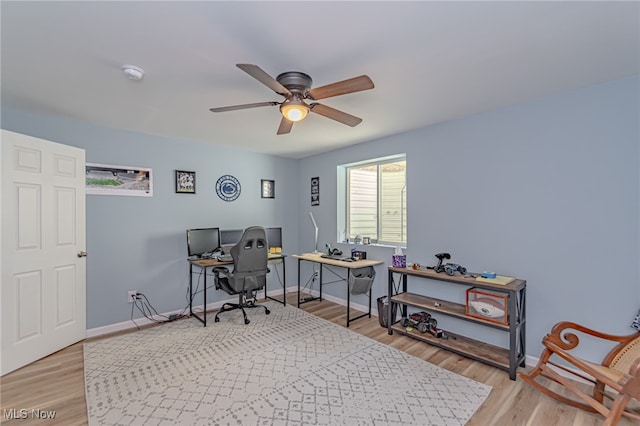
[219,229,244,254]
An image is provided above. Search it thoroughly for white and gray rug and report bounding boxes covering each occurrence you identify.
[84,301,491,425]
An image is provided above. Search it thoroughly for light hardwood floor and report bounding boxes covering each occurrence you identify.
[0,294,635,425]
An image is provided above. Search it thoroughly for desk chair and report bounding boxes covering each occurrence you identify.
[213,226,271,324]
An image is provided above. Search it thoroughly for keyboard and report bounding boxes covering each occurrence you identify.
[321,254,353,262]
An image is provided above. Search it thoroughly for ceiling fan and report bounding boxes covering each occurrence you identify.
[209,64,374,135]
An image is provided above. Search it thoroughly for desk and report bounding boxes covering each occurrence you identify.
[188,254,286,326]
[293,253,383,327]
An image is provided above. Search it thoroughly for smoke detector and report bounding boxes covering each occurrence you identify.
[121,65,144,81]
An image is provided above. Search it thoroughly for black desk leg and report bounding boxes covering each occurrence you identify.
[189,264,194,316]
[265,260,286,306]
[189,264,207,327]
[346,268,374,327]
[319,264,323,301]
[203,267,207,326]
[297,259,301,308]
[347,274,351,327]
[297,259,329,308]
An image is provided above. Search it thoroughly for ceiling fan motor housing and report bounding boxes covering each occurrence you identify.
[276,72,312,95]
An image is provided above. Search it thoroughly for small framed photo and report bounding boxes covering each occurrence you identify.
[261,179,275,198]
[175,170,196,194]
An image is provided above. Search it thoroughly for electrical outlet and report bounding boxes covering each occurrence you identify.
[127,291,137,303]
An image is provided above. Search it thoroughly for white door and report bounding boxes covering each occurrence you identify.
[1,130,86,375]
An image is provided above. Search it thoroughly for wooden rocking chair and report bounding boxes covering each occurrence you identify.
[520,321,640,425]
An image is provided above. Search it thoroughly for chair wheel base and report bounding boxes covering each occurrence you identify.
[244,318,250,325]
[265,309,271,315]
[214,317,220,322]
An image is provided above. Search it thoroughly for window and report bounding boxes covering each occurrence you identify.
[339,155,406,245]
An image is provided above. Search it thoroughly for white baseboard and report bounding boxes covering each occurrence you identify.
[86,287,297,338]
[304,289,375,318]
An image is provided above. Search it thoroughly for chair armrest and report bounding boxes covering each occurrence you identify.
[545,321,638,352]
[213,266,230,276]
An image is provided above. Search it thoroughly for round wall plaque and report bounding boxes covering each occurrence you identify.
[216,175,241,202]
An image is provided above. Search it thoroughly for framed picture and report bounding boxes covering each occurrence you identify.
[261,179,275,198]
[311,176,319,206]
[86,163,152,197]
[175,170,196,194]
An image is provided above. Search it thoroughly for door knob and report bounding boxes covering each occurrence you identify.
[77,251,88,258]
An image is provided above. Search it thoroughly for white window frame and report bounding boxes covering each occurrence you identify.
[337,154,406,246]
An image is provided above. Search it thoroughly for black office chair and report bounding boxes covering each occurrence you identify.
[213,226,271,324]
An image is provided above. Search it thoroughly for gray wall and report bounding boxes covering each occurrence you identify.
[1,110,299,328]
[2,74,638,361]
[297,75,639,358]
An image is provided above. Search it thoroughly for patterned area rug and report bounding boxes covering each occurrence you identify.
[84,301,491,425]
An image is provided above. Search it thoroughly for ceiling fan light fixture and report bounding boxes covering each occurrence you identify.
[280,99,309,122]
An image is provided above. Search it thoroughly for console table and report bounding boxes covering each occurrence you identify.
[387,266,526,380]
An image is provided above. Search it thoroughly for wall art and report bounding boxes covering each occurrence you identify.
[311,176,319,206]
[86,163,152,197]
[216,174,241,202]
[175,170,196,194]
[261,179,275,198]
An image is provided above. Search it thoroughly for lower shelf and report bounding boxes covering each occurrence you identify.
[390,323,510,371]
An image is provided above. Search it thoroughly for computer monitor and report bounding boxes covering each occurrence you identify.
[266,227,282,253]
[186,228,220,258]
[220,229,244,254]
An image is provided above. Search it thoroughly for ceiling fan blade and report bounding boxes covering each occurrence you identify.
[237,64,291,97]
[277,117,293,135]
[307,75,374,100]
[309,103,363,127]
[209,101,279,113]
